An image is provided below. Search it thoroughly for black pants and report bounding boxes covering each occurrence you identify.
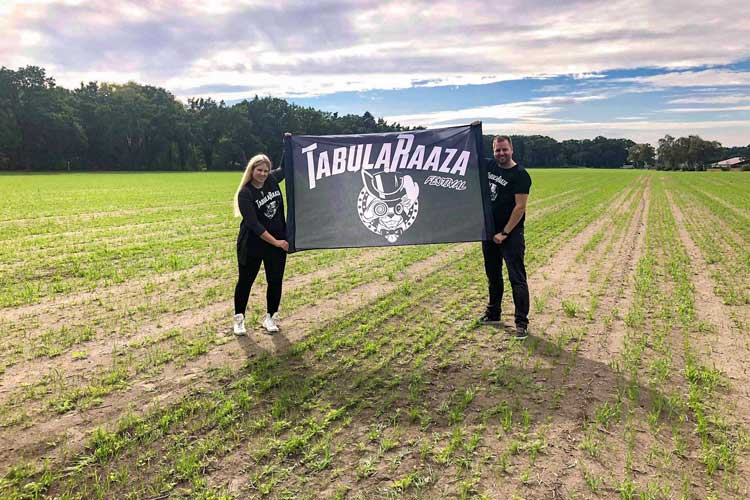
[234,249,287,316]
[482,229,529,328]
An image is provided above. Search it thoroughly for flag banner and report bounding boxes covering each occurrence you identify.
[283,124,493,252]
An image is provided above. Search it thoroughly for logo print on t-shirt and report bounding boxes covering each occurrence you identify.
[263,200,278,219]
[489,182,498,201]
[357,170,419,243]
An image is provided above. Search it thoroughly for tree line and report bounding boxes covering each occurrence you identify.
[653,135,748,170]
[0,66,408,171]
[629,136,749,171]
[482,135,638,169]
[487,134,747,171]
[1,66,747,171]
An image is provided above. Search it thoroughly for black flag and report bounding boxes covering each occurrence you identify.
[283,124,493,252]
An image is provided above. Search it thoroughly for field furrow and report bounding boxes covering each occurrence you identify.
[2,170,749,499]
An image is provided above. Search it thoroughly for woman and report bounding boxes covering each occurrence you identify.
[233,153,289,334]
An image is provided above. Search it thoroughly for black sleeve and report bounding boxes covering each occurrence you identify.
[269,167,285,183]
[514,170,532,195]
[269,150,287,183]
[238,189,267,236]
[485,159,502,178]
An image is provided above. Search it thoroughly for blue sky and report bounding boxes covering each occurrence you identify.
[2,0,749,145]
[293,62,750,145]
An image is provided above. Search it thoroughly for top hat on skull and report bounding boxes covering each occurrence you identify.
[363,169,406,201]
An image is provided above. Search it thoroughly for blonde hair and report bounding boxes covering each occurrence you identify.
[233,154,272,217]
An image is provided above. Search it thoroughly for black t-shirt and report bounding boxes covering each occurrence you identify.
[485,159,532,233]
[237,169,286,259]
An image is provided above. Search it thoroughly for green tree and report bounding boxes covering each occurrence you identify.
[657,135,675,170]
[627,143,655,168]
[686,135,721,171]
[0,66,86,169]
[0,68,22,169]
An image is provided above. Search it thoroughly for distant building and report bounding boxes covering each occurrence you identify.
[708,156,750,171]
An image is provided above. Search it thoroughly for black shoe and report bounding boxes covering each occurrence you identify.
[512,326,529,340]
[480,309,501,324]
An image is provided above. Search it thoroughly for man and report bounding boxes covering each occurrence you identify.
[481,135,532,339]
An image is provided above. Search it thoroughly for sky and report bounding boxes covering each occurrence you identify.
[2,0,750,146]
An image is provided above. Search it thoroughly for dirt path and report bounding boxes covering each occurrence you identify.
[1,262,222,325]
[463,175,656,498]
[13,174,745,498]
[666,190,750,424]
[695,187,750,220]
[0,243,472,472]
[0,201,220,227]
[597,176,651,361]
[0,241,344,327]
[203,177,651,498]
[0,248,397,397]
[0,223,229,269]
[9,212,225,244]
[524,187,599,222]
[531,176,649,360]
[518,176,731,499]
[673,188,750,253]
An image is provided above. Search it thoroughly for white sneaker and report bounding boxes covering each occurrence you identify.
[271,312,280,323]
[233,313,246,335]
[261,313,279,333]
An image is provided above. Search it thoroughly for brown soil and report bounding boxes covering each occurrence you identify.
[0,248,395,400]
[697,188,750,220]
[202,178,659,498]
[0,243,472,473]
[0,201,218,226]
[6,178,749,499]
[497,177,657,498]
[666,190,750,424]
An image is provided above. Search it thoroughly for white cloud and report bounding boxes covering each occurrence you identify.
[572,73,607,80]
[386,100,750,145]
[535,84,566,93]
[617,69,750,88]
[2,0,750,145]
[2,0,750,99]
[484,119,750,146]
[667,95,750,104]
[385,93,608,128]
[387,103,552,126]
[664,105,750,113]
